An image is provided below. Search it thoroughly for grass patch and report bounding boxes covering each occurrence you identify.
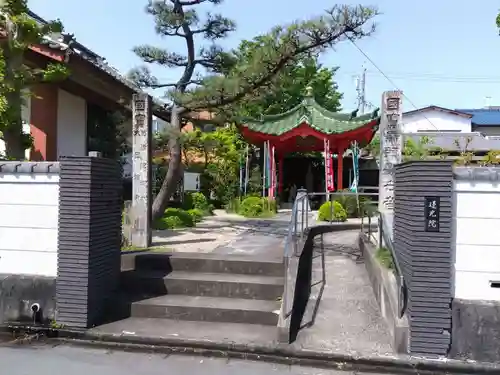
[375,247,394,270]
[121,245,170,253]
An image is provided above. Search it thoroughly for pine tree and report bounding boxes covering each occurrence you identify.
[0,0,68,159]
[130,0,378,220]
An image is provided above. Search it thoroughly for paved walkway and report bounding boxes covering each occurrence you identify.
[152,211,291,258]
[292,230,393,357]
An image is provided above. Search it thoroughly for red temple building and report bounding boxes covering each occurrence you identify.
[239,87,380,200]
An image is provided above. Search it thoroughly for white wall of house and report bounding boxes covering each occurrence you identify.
[453,173,500,301]
[57,89,87,158]
[403,110,471,133]
[0,171,59,277]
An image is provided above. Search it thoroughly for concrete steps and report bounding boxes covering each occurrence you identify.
[119,252,284,326]
[131,295,280,325]
[121,270,284,300]
[122,252,284,276]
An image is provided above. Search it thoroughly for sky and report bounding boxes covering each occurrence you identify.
[29,0,500,112]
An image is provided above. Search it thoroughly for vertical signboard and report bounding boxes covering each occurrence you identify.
[378,91,403,213]
[131,93,152,248]
[424,196,440,232]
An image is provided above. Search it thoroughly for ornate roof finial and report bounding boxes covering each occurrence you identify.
[305,85,314,97]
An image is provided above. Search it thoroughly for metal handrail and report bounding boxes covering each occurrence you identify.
[282,186,380,319]
[379,211,407,318]
[283,191,309,318]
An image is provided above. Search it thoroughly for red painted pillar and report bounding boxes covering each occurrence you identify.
[278,155,284,195]
[337,146,344,191]
[30,84,59,161]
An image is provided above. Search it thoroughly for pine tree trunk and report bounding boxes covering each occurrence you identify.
[151,106,183,221]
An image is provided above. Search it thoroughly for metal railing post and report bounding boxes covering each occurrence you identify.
[305,194,309,231]
[329,193,333,223]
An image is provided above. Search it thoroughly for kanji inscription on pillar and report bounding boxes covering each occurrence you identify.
[378,91,402,213]
[132,93,152,247]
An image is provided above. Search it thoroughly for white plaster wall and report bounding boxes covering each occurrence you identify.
[403,110,471,133]
[57,89,87,158]
[0,172,59,276]
[453,178,500,300]
[0,91,31,160]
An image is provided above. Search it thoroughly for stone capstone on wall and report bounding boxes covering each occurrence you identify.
[0,162,60,174]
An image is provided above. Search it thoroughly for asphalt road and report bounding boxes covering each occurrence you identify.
[0,342,387,375]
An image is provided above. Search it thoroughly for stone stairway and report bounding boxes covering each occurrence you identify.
[119,252,284,326]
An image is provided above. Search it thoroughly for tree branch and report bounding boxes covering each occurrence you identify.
[181,5,378,111]
[174,1,197,92]
[133,45,188,67]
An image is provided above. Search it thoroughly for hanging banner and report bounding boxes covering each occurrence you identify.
[324,139,335,192]
[265,140,272,189]
[269,145,276,199]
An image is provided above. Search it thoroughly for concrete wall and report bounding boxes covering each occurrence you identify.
[0,158,122,328]
[359,235,409,354]
[450,167,500,362]
[57,89,87,158]
[0,162,60,324]
[453,167,500,301]
[0,162,60,277]
[403,110,471,133]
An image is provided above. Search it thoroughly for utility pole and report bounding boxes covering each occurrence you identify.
[355,66,367,115]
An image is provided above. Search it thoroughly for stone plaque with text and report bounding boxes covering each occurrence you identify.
[131,93,152,247]
[378,91,403,213]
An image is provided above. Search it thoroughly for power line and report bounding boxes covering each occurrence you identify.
[339,70,500,83]
[347,38,440,131]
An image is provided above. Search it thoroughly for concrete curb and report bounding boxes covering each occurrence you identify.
[4,324,500,374]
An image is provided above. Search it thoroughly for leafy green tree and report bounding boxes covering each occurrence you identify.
[130,0,378,220]
[0,0,68,159]
[223,53,342,119]
[496,11,500,33]
[87,105,130,159]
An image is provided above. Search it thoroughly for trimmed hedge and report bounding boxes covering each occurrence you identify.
[318,201,347,222]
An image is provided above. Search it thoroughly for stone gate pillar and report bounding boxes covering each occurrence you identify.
[56,156,122,328]
[378,91,403,215]
[131,93,152,248]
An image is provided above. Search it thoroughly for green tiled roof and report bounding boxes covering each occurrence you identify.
[243,90,380,136]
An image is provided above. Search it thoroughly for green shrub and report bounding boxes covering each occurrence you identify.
[317,201,347,222]
[154,208,195,229]
[333,190,373,218]
[238,196,264,217]
[191,192,209,211]
[376,247,394,270]
[237,196,275,218]
[187,208,204,223]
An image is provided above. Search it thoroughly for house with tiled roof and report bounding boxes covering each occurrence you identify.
[402,105,500,153]
[456,107,500,137]
[0,10,170,161]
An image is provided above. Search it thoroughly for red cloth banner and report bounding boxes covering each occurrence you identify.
[324,139,335,192]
